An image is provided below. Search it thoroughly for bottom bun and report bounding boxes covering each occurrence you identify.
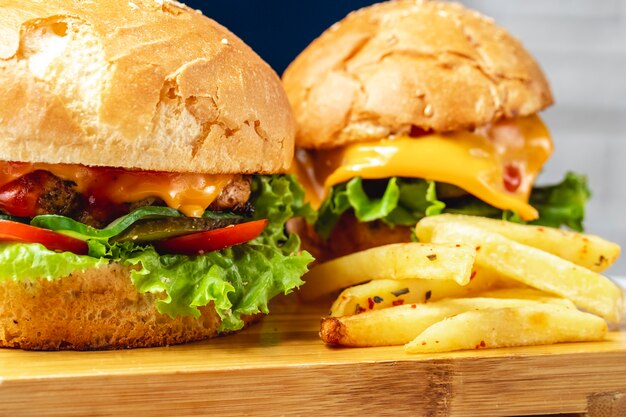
[0,263,257,350]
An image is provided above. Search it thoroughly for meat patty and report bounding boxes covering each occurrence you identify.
[208,175,251,212]
[0,171,253,228]
[328,214,412,259]
[36,172,82,216]
[0,170,80,218]
[290,213,413,263]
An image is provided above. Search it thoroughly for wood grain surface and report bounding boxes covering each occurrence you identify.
[1,296,625,417]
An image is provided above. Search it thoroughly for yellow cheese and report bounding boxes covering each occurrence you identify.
[293,115,552,221]
[0,162,233,217]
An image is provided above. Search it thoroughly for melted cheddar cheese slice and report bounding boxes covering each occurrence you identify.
[0,162,233,217]
[293,115,553,221]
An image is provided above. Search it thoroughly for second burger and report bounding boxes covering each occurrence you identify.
[284,0,590,261]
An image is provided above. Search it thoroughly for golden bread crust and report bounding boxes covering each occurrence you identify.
[0,0,294,173]
[0,263,257,350]
[283,0,553,149]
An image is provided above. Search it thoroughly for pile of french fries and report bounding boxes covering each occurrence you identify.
[300,214,623,353]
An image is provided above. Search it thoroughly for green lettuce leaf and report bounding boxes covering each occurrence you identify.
[251,174,316,244]
[315,172,590,237]
[116,237,311,331]
[316,177,445,238]
[0,175,314,332]
[0,243,107,280]
[97,175,314,331]
[529,172,590,232]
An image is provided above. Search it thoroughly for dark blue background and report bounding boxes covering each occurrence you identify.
[185,1,377,74]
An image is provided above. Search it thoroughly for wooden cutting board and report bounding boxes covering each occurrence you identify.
[1,297,626,417]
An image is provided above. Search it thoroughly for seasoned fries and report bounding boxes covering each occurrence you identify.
[428,222,623,322]
[417,214,620,272]
[405,304,607,354]
[299,242,476,301]
[329,267,503,317]
[321,296,572,347]
[475,287,576,306]
[311,213,621,354]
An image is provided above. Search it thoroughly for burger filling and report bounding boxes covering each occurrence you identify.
[293,115,590,241]
[0,162,255,225]
[0,168,252,227]
[0,165,314,332]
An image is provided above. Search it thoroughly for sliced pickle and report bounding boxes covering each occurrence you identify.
[111,216,243,244]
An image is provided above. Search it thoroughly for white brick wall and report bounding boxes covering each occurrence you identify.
[462,0,626,275]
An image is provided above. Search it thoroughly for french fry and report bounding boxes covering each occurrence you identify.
[299,242,476,301]
[329,267,504,317]
[405,304,607,354]
[416,214,620,272]
[474,287,576,307]
[428,222,623,322]
[321,297,568,347]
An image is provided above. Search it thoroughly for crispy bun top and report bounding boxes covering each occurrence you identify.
[0,0,294,173]
[283,0,553,149]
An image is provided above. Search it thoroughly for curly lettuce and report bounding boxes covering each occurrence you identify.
[528,172,590,231]
[316,172,590,238]
[316,177,444,238]
[0,242,107,280]
[0,175,314,332]
[109,175,315,331]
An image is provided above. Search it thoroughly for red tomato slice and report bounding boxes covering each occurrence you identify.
[0,220,88,255]
[154,219,268,256]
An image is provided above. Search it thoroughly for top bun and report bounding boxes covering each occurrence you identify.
[283,0,553,149]
[0,0,294,174]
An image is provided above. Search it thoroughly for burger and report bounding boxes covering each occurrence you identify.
[0,0,313,350]
[284,0,589,261]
